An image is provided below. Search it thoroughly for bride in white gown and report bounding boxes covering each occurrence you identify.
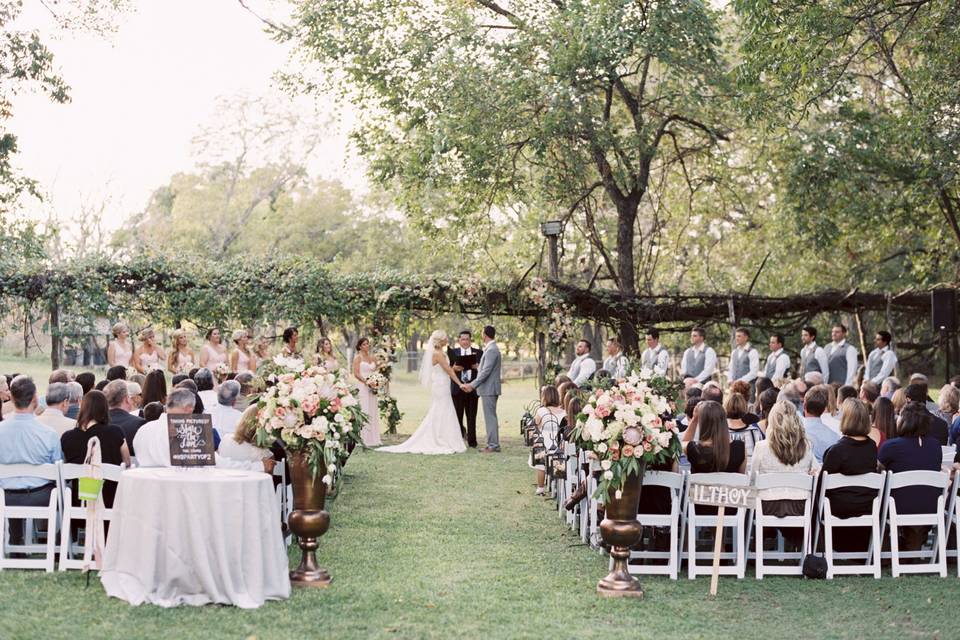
[379,330,467,455]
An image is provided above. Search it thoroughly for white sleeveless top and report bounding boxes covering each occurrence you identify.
[203,344,227,369]
[113,340,133,367]
[174,350,195,373]
[235,349,252,373]
[140,349,160,370]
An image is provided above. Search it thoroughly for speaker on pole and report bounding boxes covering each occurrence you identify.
[931,289,957,332]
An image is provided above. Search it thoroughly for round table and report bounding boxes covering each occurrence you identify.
[100,467,290,608]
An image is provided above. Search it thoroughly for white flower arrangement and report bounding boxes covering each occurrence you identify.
[365,372,388,395]
[573,371,681,498]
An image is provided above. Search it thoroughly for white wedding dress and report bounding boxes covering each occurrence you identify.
[379,351,466,456]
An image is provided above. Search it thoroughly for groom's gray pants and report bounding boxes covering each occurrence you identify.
[480,394,500,450]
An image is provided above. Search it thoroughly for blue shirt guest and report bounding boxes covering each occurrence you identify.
[802,384,840,463]
[0,375,63,545]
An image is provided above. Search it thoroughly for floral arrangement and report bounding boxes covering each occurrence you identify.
[372,335,398,381]
[254,362,366,483]
[548,304,576,346]
[573,371,682,499]
[378,394,404,434]
[456,274,484,305]
[258,353,306,379]
[365,372,388,395]
[214,362,230,380]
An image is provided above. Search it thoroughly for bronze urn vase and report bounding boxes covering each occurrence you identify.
[286,450,332,587]
[597,466,644,598]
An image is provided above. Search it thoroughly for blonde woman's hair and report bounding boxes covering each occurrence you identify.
[824,383,838,415]
[138,328,155,342]
[766,400,809,465]
[232,329,249,347]
[429,330,448,350]
[234,404,261,445]
[839,398,872,437]
[938,384,959,415]
[168,329,189,370]
[112,322,128,338]
[891,387,908,415]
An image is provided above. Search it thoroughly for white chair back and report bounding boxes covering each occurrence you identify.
[941,446,955,467]
[884,469,950,577]
[817,471,886,579]
[628,470,686,580]
[750,472,815,578]
[0,463,61,572]
[685,472,750,579]
[57,462,125,571]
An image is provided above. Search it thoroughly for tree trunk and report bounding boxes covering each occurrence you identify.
[617,200,640,354]
[50,303,62,370]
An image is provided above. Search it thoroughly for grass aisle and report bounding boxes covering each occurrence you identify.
[0,433,955,638]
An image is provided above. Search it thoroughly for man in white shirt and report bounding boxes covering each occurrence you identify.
[640,329,670,376]
[825,324,859,386]
[567,339,597,387]
[194,368,218,414]
[602,337,629,379]
[763,334,791,382]
[865,330,898,385]
[727,327,759,385]
[37,382,76,435]
[135,388,269,472]
[679,327,717,386]
[799,325,829,379]
[210,380,243,438]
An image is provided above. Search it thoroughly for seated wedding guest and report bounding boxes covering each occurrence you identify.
[553,374,572,387]
[821,398,878,552]
[725,392,764,460]
[175,379,205,414]
[778,382,803,413]
[65,381,83,419]
[567,339,597,387]
[938,384,960,444]
[730,380,761,424]
[75,372,95,397]
[217,406,275,474]
[211,380,243,439]
[126,381,143,414]
[602,337,628,379]
[37,382,75,435]
[837,385,857,412]
[556,381,577,409]
[234,372,256,410]
[281,326,300,358]
[869,397,897,448]
[908,373,941,414]
[188,367,199,380]
[230,329,255,374]
[802,385,840,462]
[804,371,825,387]
[702,381,723,404]
[133,389,199,467]
[687,401,747,511]
[105,365,127,382]
[140,369,167,412]
[531,385,565,495]
[194,367,217,412]
[563,396,589,510]
[61,390,129,506]
[94,380,108,392]
[679,396,700,433]
[905,383,948,445]
[167,328,195,375]
[753,376,775,417]
[107,322,134,369]
[0,376,62,546]
[171,373,188,387]
[822,384,841,432]
[750,400,815,548]
[105,379,145,456]
[878,403,941,551]
[680,327,717,387]
[141,401,164,423]
[756,387,779,433]
[48,369,72,384]
[859,381,880,409]
[891,387,908,416]
[881,376,900,400]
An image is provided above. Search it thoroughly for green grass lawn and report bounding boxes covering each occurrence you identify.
[0,359,955,639]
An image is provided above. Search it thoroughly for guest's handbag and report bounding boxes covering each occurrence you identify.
[802,553,827,579]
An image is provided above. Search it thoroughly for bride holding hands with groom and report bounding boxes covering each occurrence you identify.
[379,326,501,455]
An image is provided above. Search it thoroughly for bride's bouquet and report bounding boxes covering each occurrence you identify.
[254,363,366,482]
[572,371,681,498]
[365,372,388,395]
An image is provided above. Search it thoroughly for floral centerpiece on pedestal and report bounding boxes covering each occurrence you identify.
[372,335,402,434]
[572,369,682,598]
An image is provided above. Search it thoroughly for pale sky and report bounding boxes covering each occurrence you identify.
[9,0,361,233]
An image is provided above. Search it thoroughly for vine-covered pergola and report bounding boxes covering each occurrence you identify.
[0,256,949,373]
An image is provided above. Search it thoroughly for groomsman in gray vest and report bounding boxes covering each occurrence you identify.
[727,327,759,387]
[679,327,717,386]
[825,324,858,386]
[866,330,898,385]
[799,326,829,379]
[640,329,670,376]
[763,334,791,381]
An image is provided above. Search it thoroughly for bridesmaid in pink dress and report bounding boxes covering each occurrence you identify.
[200,328,228,378]
[133,328,165,374]
[352,337,382,446]
[230,329,256,373]
[107,322,134,369]
[167,329,196,374]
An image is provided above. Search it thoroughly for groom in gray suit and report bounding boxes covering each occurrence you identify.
[464,325,501,452]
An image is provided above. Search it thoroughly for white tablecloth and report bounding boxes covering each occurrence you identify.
[100,467,290,608]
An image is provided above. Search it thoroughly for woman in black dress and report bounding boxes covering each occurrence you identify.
[61,390,130,507]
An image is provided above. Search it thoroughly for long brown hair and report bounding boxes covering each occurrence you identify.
[696,400,730,471]
[872,397,897,441]
[141,369,167,406]
[75,390,109,430]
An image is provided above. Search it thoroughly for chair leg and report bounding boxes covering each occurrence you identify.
[890,520,900,578]
[687,511,696,580]
[58,511,70,571]
[824,523,835,579]
[755,520,764,580]
[938,519,948,577]
[46,509,57,573]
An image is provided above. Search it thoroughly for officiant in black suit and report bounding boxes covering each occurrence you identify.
[448,329,481,448]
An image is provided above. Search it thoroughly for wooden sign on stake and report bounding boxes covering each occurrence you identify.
[687,482,757,596]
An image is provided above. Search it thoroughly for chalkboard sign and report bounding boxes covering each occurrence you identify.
[168,414,216,467]
[687,482,756,509]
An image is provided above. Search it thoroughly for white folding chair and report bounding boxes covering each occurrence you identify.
[942,446,955,469]
[563,442,579,530]
[748,473,814,578]
[884,470,950,577]
[272,459,292,545]
[627,471,686,580]
[0,463,60,571]
[814,471,886,579]
[58,462,124,570]
[587,459,603,550]
[685,472,749,579]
